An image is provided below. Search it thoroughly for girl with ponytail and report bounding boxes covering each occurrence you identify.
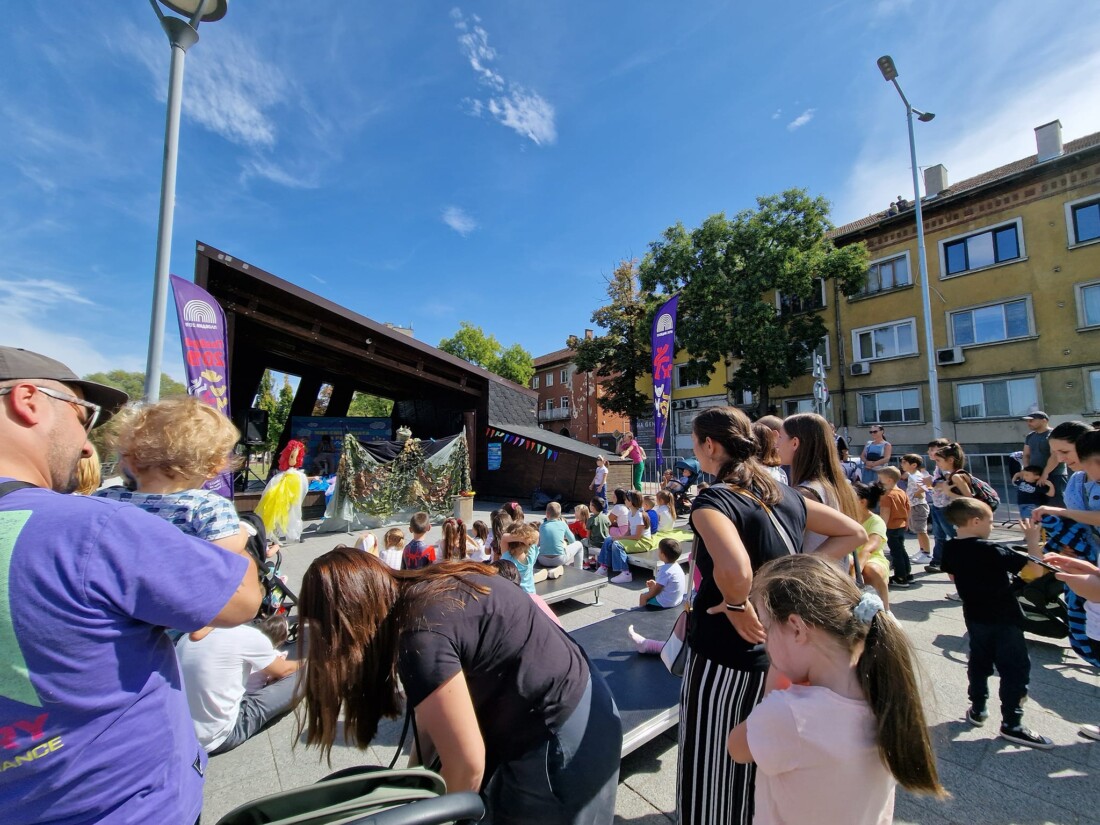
[677,407,866,825]
[728,554,946,824]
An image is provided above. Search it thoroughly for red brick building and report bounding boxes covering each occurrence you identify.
[531,332,631,451]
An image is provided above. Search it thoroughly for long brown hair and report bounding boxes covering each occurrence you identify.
[782,413,860,521]
[295,548,493,763]
[936,442,966,471]
[692,406,781,505]
[752,555,946,797]
[751,421,782,468]
[439,517,467,561]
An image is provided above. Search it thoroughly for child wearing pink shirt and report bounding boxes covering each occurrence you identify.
[727,555,946,824]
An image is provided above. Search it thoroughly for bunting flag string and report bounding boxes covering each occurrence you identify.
[487,429,560,461]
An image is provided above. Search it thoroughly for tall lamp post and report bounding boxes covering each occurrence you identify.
[143,0,229,403]
[877,55,942,438]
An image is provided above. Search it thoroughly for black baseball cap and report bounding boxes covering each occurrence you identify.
[1021,411,1049,421]
[0,347,130,426]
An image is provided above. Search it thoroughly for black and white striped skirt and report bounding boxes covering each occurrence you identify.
[676,651,767,825]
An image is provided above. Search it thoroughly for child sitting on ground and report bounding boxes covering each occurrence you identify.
[728,554,945,822]
[638,538,686,610]
[97,397,247,555]
[941,498,1052,748]
[469,520,491,562]
[852,482,892,611]
[586,497,611,567]
[501,522,561,593]
[1012,465,1055,520]
[402,511,436,570]
[380,527,404,570]
[876,466,912,587]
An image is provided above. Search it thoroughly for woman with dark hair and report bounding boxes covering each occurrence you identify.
[860,425,892,484]
[296,551,622,824]
[751,421,787,485]
[776,413,863,555]
[678,407,866,825]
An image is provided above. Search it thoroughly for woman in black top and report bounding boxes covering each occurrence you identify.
[678,408,866,825]
[296,550,621,824]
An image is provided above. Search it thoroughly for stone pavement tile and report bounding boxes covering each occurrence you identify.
[204,731,278,793]
[619,730,679,817]
[971,740,1099,818]
[923,754,1080,825]
[203,768,282,823]
[894,793,955,825]
[613,783,673,824]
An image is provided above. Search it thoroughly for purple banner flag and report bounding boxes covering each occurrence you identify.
[651,295,679,467]
[171,274,234,499]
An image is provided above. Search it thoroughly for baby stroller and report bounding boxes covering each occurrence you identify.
[663,457,700,513]
[240,511,300,642]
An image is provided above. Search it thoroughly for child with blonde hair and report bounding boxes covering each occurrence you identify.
[75,443,102,496]
[501,521,553,593]
[380,528,404,570]
[654,489,677,532]
[729,554,945,823]
[97,397,246,554]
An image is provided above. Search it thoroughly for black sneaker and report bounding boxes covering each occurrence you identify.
[924,563,942,574]
[999,725,1054,749]
[966,707,988,727]
[889,576,911,588]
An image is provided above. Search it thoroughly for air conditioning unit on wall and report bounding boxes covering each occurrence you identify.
[936,346,966,366]
[850,361,872,376]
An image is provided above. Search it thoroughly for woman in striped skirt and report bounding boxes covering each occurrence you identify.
[678,408,866,825]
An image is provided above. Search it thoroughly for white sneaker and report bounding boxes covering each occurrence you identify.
[595,566,608,576]
[1080,724,1100,741]
[910,552,932,564]
[610,571,633,584]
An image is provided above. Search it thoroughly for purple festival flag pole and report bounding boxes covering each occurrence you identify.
[170,274,234,499]
[651,295,679,469]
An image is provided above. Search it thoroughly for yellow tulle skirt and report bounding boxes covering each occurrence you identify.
[256,469,308,542]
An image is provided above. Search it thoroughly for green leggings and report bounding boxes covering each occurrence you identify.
[632,461,644,491]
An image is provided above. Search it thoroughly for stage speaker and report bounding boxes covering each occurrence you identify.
[239,407,269,446]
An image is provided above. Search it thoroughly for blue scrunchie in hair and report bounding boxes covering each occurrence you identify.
[853,592,884,624]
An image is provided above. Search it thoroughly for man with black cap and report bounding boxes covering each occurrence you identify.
[0,347,262,825]
[1020,411,1067,506]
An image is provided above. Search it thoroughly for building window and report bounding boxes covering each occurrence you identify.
[940,219,1023,277]
[1067,196,1100,246]
[560,396,570,409]
[545,399,554,411]
[545,371,553,387]
[801,337,830,371]
[859,387,922,424]
[859,253,911,296]
[784,398,815,416]
[852,318,917,362]
[676,408,702,435]
[957,376,1039,420]
[560,368,569,383]
[1077,281,1100,329]
[675,362,705,389]
[531,375,540,389]
[777,278,826,315]
[949,298,1032,347]
[1087,368,1100,413]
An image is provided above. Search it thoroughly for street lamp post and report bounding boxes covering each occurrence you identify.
[877,55,942,438]
[143,0,228,403]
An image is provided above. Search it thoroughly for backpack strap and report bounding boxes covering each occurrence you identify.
[0,481,37,500]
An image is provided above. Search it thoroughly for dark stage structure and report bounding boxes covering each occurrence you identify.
[193,243,628,508]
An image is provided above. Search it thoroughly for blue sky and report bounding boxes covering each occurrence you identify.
[3,0,1099,384]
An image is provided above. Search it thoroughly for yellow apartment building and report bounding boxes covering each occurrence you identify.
[774,121,1100,452]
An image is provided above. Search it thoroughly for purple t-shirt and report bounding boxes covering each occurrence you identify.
[0,482,248,825]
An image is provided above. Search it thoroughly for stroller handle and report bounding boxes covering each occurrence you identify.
[344,791,485,825]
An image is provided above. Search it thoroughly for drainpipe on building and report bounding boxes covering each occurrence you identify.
[832,276,849,432]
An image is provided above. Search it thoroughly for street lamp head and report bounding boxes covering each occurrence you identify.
[877,55,898,81]
[158,0,228,22]
[915,109,936,122]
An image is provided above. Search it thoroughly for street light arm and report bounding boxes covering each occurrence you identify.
[890,77,912,112]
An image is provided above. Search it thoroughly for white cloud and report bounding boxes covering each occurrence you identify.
[837,46,1100,224]
[239,159,320,189]
[787,108,816,131]
[771,109,782,120]
[121,24,288,150]
[451,9,557,146]
[442,206,478,236]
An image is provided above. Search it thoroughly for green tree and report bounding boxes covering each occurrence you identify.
[254,370,280,452]
[640,189,868,415]
[570,259,659,418]
[439,322,535,387]
[348,392,394,417]
[267,374,296,452]
[494,343,535,386]
[82,370,187,402]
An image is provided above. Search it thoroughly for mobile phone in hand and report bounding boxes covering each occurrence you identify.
[1025,553,1060,573]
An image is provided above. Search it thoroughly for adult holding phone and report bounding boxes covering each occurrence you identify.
[296,552,622,825]
[678,407,866,825]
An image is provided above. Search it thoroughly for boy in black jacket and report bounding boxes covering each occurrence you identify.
[942,498,1053,749]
